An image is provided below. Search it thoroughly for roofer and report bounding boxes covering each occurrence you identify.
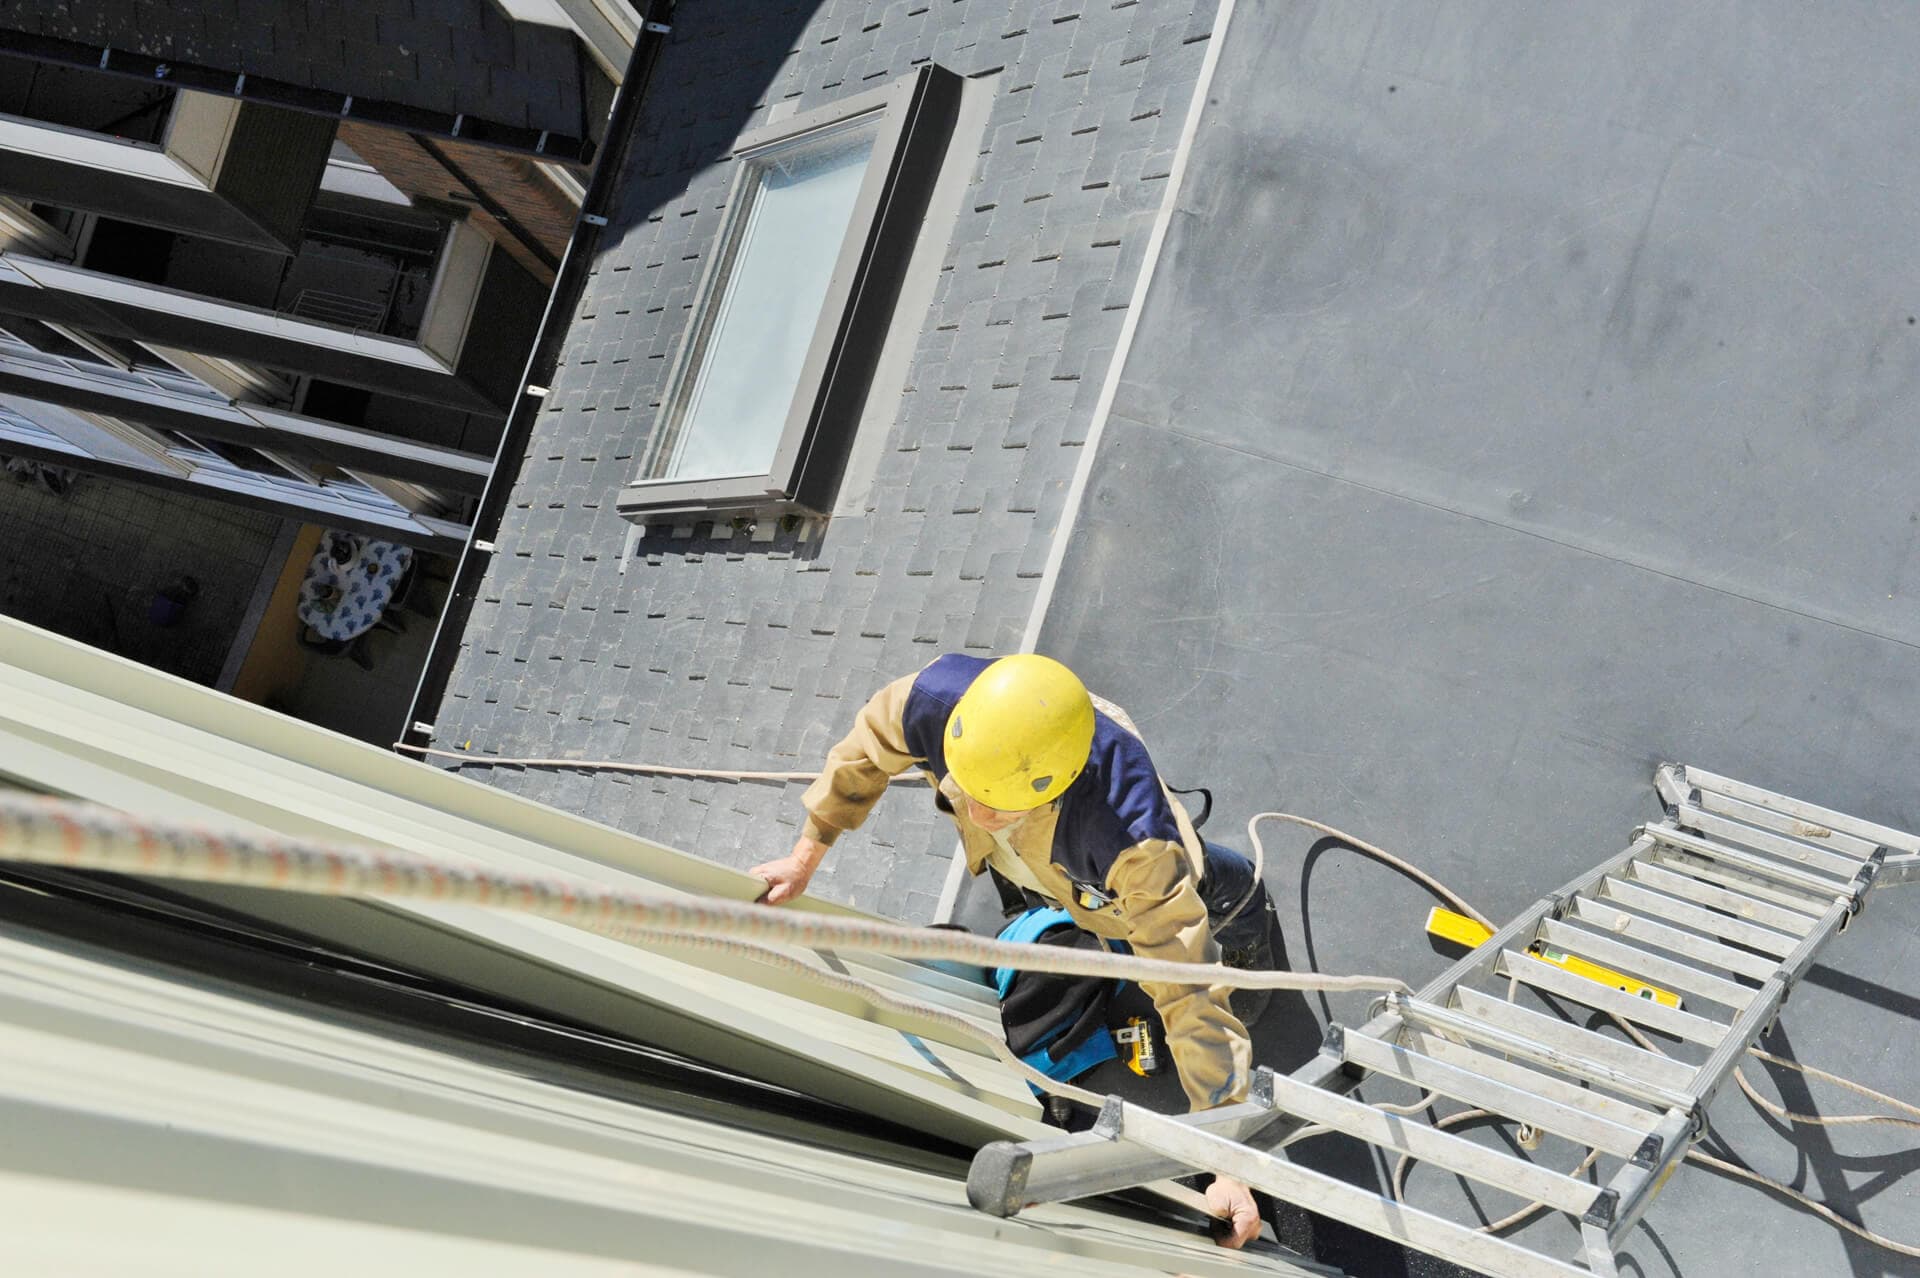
[750,651,1282,1249]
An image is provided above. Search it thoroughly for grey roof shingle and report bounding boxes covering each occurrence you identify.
[435,0,1220,920]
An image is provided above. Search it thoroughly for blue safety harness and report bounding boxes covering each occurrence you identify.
[993,907,1128,1089]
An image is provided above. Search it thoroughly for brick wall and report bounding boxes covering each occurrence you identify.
[340,122,580,286]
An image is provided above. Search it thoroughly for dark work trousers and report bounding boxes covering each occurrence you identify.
[1195,840,1274,962]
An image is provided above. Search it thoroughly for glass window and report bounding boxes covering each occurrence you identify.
[0,322,226,401]
[0,402,91,456]
[644,120,878,483]
[617,66,963,522]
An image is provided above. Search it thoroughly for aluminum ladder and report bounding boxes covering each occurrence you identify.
[968,764,1920,1278]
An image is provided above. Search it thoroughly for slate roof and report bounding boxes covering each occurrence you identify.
[434,0,1220,916]
[0,0,594,137]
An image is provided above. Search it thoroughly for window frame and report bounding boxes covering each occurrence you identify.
[617,64,962,522]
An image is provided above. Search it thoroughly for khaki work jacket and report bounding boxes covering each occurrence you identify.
[801,672,1252,1111]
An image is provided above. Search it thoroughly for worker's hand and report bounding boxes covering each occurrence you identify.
[749,835,829,905]
[1205,1175,1260,1249]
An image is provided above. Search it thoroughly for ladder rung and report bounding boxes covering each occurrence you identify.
[1676,805,1865,880]
[1342,1030,1655,1158]
[1402,995,1695,1109]
[1645,846,1832,917]
[1625,860,1825,936]
[1498,950,1728,1047]
[1405,1030,1668,1133]
[1101,1098,1596,1278]
[1596,878,1801,958]
[1454,986,1700,1092]
[1694,789,1880,859]
[1682,765,1920,855]
[1539,918,1756,1011]
[1566,898,1779,980]
[1264,1068,1608,1218]
[1646,824,1852,898]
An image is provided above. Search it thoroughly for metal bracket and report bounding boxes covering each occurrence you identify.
[1581,1187,1620,1229]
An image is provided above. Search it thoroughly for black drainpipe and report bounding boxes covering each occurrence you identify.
[396,5,675,754]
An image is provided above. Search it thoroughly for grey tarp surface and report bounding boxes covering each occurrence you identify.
[1030,4,1920,1275]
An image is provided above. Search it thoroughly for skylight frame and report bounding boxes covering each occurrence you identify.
[617,65,962,522]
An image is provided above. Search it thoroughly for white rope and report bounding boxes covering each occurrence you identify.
[1246,811,1494,931]
[0,795,1411,999]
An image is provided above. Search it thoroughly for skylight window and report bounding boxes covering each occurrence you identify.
[619,66,961,521]
[647,120,877,483]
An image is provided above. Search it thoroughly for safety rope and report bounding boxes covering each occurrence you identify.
[1245,812,1495,932]
[0,795,1410,999]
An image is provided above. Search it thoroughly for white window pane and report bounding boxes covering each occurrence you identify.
[0,404,91,457]
[661,124,875,481]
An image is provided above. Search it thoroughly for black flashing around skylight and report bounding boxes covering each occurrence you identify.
[615,64,963,522]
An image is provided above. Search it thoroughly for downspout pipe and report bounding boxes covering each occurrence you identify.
[397,6,676,752]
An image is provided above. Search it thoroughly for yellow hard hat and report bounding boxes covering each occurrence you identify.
[945,654,1095,811]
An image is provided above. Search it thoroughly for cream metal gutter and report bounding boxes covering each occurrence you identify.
[0,615,1039,1144]
[0,919,1320,1277]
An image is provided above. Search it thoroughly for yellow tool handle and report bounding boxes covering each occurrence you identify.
[1423,907,1681,1009]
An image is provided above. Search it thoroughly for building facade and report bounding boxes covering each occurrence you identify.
[0,1,637,548]
[411,0,1222,917]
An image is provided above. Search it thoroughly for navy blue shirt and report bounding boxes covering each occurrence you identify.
[901,654,1184,887]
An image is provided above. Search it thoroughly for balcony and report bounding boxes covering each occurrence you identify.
[0,67,334,252]
[0,207,541,413]
[0,332,491,495]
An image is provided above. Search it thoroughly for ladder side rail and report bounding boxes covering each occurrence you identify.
[1673,765,1920,854]
[1095,1097,1599,1278]
[1536,918,1756,1011]
[1394,994,1697,1109]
